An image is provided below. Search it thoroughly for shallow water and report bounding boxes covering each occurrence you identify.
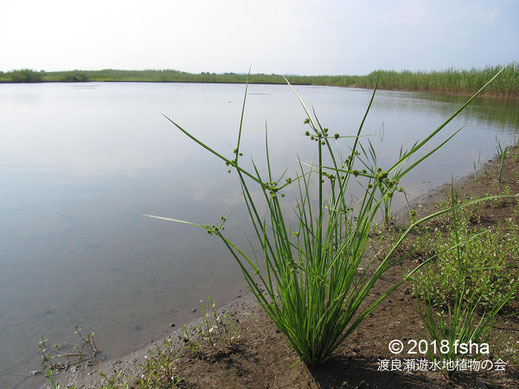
[0,82,518,388]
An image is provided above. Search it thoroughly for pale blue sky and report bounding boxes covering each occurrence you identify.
[1,0,517,74]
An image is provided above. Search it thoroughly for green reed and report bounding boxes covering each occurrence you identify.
[303,63,519,97]
[146,69,507,367]
[3,63,518,97]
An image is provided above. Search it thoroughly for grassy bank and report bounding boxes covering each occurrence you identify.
[1,63,518,97]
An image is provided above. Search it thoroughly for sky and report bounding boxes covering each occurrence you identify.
[0,0,518,75]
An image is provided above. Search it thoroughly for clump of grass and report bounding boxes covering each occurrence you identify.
[199,296,239,352]
[181,325,203,359]
[496,140,509,183]
[96,337,183,389]
[413,217,518,311]
[136,337,183,388]
[337,63,519,97]
[146,70,507,367]
[412,186,518,312]
[38,326,100,375]
[414,185,518,378]
[182,297,239,359]
[38,329,183,389]
[38,326,100,389]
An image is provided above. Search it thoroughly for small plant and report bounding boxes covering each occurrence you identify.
[409,209,418,224]
[415,185,518,378]
[44,367,62,389]
[182,297,239,358]
[496,139,509,183]
[199,296,239,351]
[96,338,182,389]
[413,216,518,311]
[495,338,519,369]
[137,337,182,388]
[181,325,203,359]
[37,326,98,389]
[38,326,100,376]
[472,150,482,182]
[98,370,130,389]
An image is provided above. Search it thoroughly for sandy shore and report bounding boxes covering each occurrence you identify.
[53,292,261,388]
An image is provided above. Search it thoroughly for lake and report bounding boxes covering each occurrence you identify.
[1,82,518,388]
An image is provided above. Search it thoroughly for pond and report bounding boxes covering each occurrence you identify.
[1,82,518,388]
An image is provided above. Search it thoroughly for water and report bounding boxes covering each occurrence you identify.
[0,82,518,388]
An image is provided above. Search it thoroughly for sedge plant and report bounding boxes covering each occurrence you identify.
[145,69,509,367]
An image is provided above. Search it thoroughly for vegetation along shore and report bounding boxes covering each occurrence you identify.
[43,72,519,388]
[51,145,519,388]
[1,63,518,98]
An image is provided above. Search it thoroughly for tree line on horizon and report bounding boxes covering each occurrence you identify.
[0,63,517,97]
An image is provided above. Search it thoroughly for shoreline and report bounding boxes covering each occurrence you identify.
[2,79,518,100]
[55,293,261,388]
[56,146,519,388]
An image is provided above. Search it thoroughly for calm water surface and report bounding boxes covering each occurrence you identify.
[1,83,518,388]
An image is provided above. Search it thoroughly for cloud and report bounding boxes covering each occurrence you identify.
[392,0,434,25]
[488,6,501,22]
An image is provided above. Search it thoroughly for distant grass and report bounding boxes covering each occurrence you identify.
[345,64,519,97]
[1,63,518,97]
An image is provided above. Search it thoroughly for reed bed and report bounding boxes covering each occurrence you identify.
[327,63,519,97]
[2,63,518,97]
